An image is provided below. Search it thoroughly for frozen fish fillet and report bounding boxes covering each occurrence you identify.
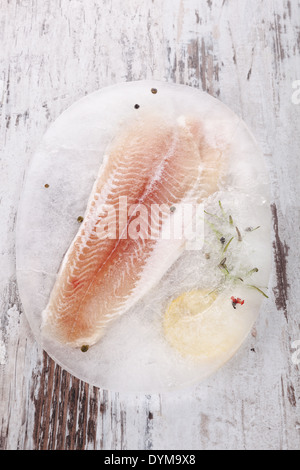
[42,114,224,347]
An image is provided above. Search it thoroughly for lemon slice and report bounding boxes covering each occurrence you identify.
[163,289,241,359]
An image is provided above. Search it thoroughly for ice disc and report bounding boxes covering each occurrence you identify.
[16,81,272,392]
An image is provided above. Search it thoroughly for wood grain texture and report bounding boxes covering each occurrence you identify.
[0,0,300,450]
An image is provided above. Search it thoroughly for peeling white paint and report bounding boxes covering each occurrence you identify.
[6,305,20,338]
[0,336,6,365]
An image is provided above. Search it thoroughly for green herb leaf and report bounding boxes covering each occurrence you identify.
[246,268,259,277]
[245,226,260,232]
[235,226,242,241]
[218,258,230,275]
[218,200,226,217]
[206,219,223,238]
[223,236,234,253]
[247,285,269,298]
[204,210,222,221]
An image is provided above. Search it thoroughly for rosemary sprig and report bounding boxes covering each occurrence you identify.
[223,236,234,253]
[205,219,223,238]
[204,210,223,221]
[219,257,227,267]
[219,200,226,218]
[245,268,259,277]
[205,201,267,302]
[246,285,269,298]
[235,226,242,242]
[218,257,230,275]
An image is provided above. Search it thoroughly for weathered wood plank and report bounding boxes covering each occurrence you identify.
[0,0,299,450]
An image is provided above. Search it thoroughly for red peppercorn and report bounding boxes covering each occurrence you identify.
[231,296,245,307]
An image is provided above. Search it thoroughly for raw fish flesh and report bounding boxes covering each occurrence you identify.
[42,113,225,347]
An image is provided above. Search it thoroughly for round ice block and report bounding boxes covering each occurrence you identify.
[16,80,272,392]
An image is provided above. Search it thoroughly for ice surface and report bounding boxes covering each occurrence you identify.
[16,80,272,392]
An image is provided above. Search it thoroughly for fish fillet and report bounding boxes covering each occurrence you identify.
[42,114,225,347]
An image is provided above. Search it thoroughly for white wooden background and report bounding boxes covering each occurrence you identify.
[0,0,299,450]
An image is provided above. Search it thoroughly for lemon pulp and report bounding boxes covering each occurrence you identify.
[163,289,239,359]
